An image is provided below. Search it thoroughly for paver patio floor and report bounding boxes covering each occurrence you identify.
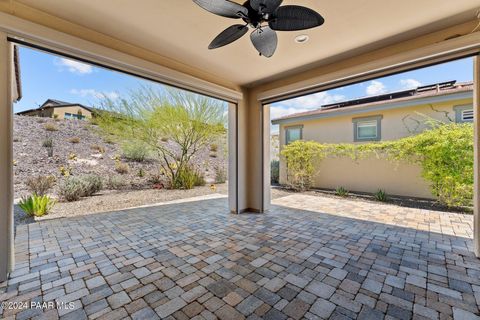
[1,194,479,319]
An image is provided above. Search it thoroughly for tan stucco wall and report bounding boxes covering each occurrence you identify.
[51,106,92,120]
[278,98,473,199]
[22,106,92,119]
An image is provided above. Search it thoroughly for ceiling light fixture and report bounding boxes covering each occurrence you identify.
[295,34,309,43]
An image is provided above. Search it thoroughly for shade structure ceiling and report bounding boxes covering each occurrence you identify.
[14,0,480,86]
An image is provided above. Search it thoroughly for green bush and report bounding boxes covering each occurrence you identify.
[173,166,205,189]
[81,175,103,196]
[122,142,149,162]
[19,194,56,217]
[26,175,56,196]
[106,175,127,190]
[282,123,473,207]
[374,189,388,202]
[58,175,102,202]
[58,177,84,202]
[270,160,279,184]
[281,141,325,191]
[335,186,349,197]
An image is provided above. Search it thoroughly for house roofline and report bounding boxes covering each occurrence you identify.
[16,103,94,115]
[272,91,473,125]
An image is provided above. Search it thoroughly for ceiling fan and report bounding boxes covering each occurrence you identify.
[192,0,325,58]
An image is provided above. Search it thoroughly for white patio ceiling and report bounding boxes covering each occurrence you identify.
[14,0,480,86]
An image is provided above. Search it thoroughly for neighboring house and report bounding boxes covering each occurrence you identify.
[272,80,473,199]
[16,99,95,120]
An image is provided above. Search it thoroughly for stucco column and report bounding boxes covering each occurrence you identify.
[0,32,14,282]
[474,55,480,258]
[228,102,238,213]
[235,89,270,213]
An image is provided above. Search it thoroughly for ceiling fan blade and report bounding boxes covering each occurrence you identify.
[193,0,248,19]
[250,0,283,14]
[250,27,277,58]
[209,24,248,49]
[269,5,325,31]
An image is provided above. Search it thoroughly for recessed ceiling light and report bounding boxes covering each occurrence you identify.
[295,35,309,44]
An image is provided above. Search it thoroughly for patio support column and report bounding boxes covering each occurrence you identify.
[235,89,270,213]
[0,32,14,282]
[474,55,480,258]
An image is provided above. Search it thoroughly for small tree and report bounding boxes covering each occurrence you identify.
[97,86,226,189]
[281,140,325,191]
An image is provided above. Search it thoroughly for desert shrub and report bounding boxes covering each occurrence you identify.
[26,175,56,196]
[58,175,102,201]
[91,144,106,153]
[281,141,325,191]
[19,194,56,217]
[270,160,279,184]
[209,152,217,158]
[68,153,77,161]
[96,87,225,189]
[335,186,349,197]
[81,175,103,196]
[115,161,130,174]
[68,137,80,144]
[58,177,85,202]
[42,137,53,148]
[137,168,145,177]
[122,142,149,162]
[214,166,227,184]
[59,166,72,177]
[173,166,205,189]
[53,114,59,119]
[106,175,127,190]
[44,123,58,131]
[210,144,218,152]
[374,189,388,202]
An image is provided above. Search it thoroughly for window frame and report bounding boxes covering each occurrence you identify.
[454,104,473,123]
[352,115,382,142]
[285,125,303,145]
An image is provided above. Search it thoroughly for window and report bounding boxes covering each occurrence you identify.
[353,115,382,141]
[454,105,473,123]
[285,126,303,144]
[64,112,86,120]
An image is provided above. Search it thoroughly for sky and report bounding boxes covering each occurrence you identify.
[15,46,473,133]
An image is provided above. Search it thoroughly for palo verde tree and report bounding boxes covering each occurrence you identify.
[96,86,226,189]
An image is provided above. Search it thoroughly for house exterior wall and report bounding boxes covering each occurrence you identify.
[278,98,473,199]
[50,106,92,119]
[21,105,92,119]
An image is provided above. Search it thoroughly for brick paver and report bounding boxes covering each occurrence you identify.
[0,195,479,319]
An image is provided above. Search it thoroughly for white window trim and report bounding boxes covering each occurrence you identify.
[454,104,473,123]
[352,115,382,142]
[285,125,303,145]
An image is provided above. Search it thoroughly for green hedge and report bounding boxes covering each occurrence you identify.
[281,123,473,207]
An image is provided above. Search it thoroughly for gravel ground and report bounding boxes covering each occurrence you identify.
[13,115,227,198]
[14,185,297,227]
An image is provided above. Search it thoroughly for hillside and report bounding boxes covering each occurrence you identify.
[13,115,227,198]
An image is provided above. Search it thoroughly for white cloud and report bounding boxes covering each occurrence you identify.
[70,89,119,100]
[275,91,346,110]
[399,78,422,90]
[366,80,387,95]
[55,58,93,74]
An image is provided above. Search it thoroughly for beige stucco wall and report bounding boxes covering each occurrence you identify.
[22,106,92,119]
[51,106,92,119]
[278,98,472,199]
